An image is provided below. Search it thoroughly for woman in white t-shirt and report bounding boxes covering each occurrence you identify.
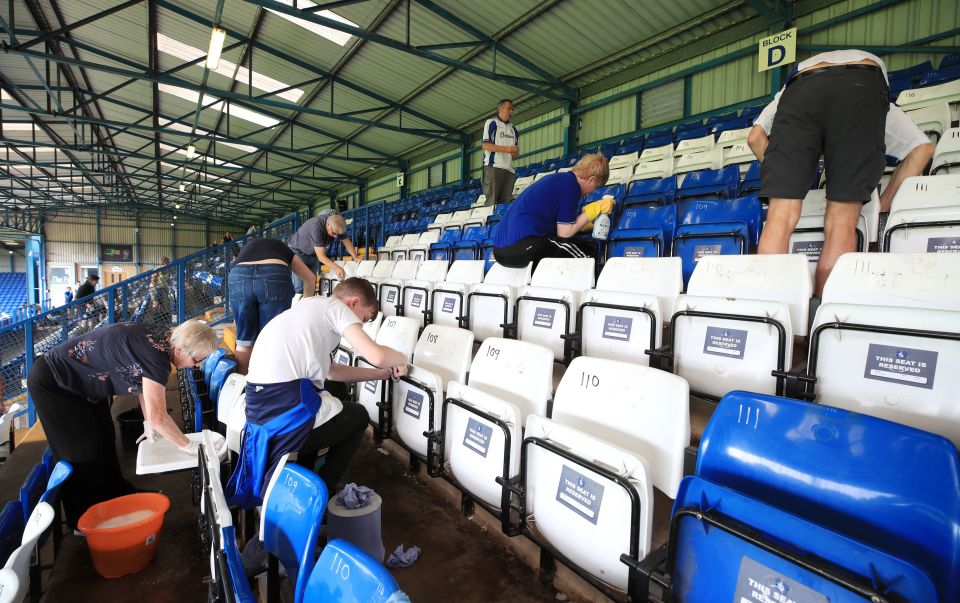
[226,278,408,508]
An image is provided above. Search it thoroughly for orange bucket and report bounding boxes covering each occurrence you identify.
[77,493,171,578]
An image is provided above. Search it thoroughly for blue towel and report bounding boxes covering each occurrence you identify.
[335,483,375,509]
[385,544,421,568]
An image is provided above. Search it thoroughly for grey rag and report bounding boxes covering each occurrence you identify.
[385,544,421,568]
[335,483,375,509]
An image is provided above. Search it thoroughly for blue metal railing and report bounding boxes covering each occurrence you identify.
[0,213,300,426]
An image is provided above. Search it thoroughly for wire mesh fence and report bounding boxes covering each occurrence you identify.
[0,213,299,424]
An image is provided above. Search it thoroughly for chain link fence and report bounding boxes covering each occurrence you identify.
[0,214,299,424]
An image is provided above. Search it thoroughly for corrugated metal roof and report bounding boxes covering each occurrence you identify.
[0,0,861,220]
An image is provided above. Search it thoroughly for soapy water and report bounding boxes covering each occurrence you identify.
[95,509,155,530]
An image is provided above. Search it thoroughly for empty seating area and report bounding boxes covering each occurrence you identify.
[0,273,27,321]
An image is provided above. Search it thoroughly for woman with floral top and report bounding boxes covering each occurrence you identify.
[27,319,220,527]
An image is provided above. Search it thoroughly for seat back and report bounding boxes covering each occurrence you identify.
[596,257,682,319]
[673,197,762,283]
[303,538,400,603]
[624,175,677,207]
[19,464,47,524]
[444,260,484,285]
[1,502,55,603]
[639,143,673,162]
[821,252,960,311]
[632,157,674,180]
[687,254,812,334]
[203,348,228,386]
[209,359,237,405]
[676,166,739,200]
[357,316,420,425]
[216,373,247,425]
[39,460,73,505]
[520,259,595,361]
[412,325,474,389]
[523,415,653,591]
[932,127,960,174]
[609,205,677,258]
[483,262,532,287]
[674,148,723,174]
[260,456,328,603]
[468,263,533,340]
[0,501,23,567]
[469,338,553,424]
[529,258,594,290]
[670,475,938,603]
[355,260,377,278]
[431,261,485,329]
[698,392,960,603]
[552,357,689,497]
[810,302,960,446]
[370,260,396,280]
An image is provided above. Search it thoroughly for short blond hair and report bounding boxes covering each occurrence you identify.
[170,319,219,358]
[327,214,347,236]
[571,153,609,186]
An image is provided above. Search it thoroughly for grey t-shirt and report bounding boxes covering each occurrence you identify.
[287,210,338,256]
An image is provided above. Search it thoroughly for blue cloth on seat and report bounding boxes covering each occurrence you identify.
[335,483,375,509]
[385,544,421,568]
[225,379,321,509]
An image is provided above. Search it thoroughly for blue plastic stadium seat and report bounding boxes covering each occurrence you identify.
[203,348,228,388]
[0,500,24,566]
[209,359,237,405]
[918,63,960,87]
[623,176,677,208]
[482,238,497,273]
[711,116,752,135]
[738,161,761,196]
[607,205,677,258]
[619,140,645,155]
[303,539,401,603]
[672,196,762,283]
[645,128,673,148]
[704,111,739,126]
[39,460,72,506]
[674,125,711,142]
[453,226,489,261]
[941,54,960,69]
[739,105,763,120]
[676,166,740,200]
[220,526,256,603]
[674,121,704,135]
[261,456,328,603]
[19,464,48,524]
[674,391,960,603]
[585,183,627,204]
[429,229,462,262]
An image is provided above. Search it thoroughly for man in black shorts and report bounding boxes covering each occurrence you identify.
[747,50,931,296]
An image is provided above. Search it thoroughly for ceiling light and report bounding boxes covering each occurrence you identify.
[159,118,258,154]
[170,223,175,227]
[179,183,186,192]
[267,0,356,47]
[174,215,178,220]
[157,34,303,102]
[175,203,181,209]
[206,27,226,70]
[186,144,197,159]
[158,83,280,128]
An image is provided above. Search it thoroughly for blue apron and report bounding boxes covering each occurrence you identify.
[225,378,322,509]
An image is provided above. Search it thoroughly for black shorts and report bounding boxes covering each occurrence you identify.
[760,65,889,202]
[493,235,594,269]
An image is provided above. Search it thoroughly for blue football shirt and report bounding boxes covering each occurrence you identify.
[493,171,581,247]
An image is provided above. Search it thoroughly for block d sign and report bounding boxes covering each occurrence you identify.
[758,28,796,72]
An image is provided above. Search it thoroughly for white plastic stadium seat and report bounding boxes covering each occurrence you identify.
[471,195,487,208]
[515,258,596,362]
[821,252,960,312]
[512,175,535,197]
[377,236,402,261]
[355,260,377,279]
[608,151,640,170]
[533,170,556,182]
[906,103,952,143]
[356,316,420,432]
[788,189,875,276]
[378,260,420,317]
[896,78,960,112]
[334,312,383,368]
[687,253,812,335]
[551,356,690,498]
[522,415,653,591]
[393,325,475,460]
[401,260,449,328]
[716,127,751,149]
[467,338,554,424]
[216,373,247,426]
[674,133,715,156]
[468,262,533,341]
[320,260,357,296]
[932,128,960,175]
[575,258,682,366]
[407,231,440,262]
[431,260,485,329]
[366,260,396,298]
[809,301,960,447]
[721,143,755,168]
[884,175,960,252]
[605,165,634,186]
[631,156,674,180]
[390,234,421,261]
[639,143,673,163]
[672,294,794,400]
[674,148,723,174]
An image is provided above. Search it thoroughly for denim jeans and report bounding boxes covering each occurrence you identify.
[291,252,320,295]
[228,264,295,346]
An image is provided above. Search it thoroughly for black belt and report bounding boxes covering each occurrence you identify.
[788,63,883,86]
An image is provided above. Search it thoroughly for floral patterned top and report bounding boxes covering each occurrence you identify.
[45,323,172,398]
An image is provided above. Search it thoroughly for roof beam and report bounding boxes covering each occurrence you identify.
[237,0,574,101]
[12,0,144,51]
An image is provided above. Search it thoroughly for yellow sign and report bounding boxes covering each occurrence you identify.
[758,28,796,72]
